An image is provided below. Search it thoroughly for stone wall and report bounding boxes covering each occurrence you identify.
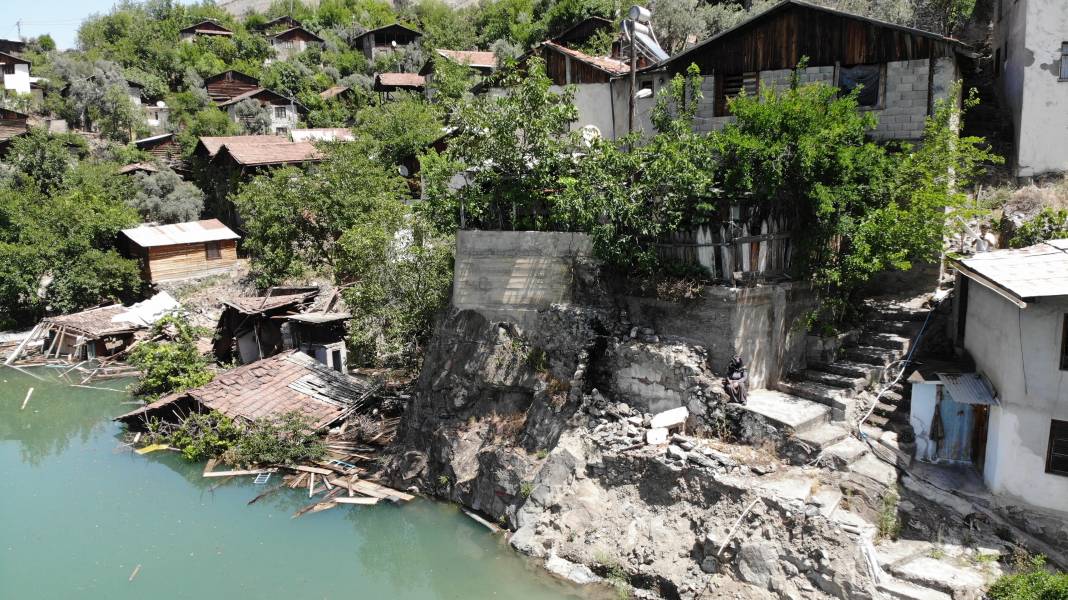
[621,283,816,389]
[452,231,594,326]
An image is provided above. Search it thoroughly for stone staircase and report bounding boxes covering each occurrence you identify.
[743,301,929,470]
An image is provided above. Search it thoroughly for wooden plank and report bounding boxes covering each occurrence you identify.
[291,465,333,475]
[335,497,379,505]
[20,387,33,410]
[203,468,275,477]
[136,444,170,455]
[361,480,415,501]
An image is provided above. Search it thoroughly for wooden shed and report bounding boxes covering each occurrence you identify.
[122,219,240,283]
[204,70,261,104]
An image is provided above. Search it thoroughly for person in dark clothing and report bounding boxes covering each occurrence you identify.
[724,355,748,405]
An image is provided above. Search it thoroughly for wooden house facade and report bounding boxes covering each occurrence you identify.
[218,88,302,135]
[205,70,261,104]
[180,20,233,42]
[122,219,240,283]
[0,108,29,154]
[354,24,422,60]
[271,27,324,60]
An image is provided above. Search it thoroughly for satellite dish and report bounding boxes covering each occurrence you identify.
[398,165,410,177]
[580,125,601,146]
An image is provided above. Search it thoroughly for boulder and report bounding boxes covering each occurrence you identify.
[646,427,669,445]
[545,553,601,585]
[650,406,689,429]
[736,542,782,589]
[667,445,689,461]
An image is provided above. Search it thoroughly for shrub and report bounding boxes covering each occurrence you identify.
[1011,208,1068,248]
[128,314,214,399]
[988,556,1068,600]
[221,412,327,467]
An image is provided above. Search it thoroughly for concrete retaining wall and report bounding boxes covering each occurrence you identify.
[452,231,593,326]
[621,283,816,389]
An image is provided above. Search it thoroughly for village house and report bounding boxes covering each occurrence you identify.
[373,72,425,99]
[179,20,233,42]
[205,70,261,104]
[252,15,303,32]
[218,88,303,135]
[992,0,1068,177]
[121,219,241,284]
[353,23,421,60]
[269,26,324,61]
[116,350,369,431]
[0,38,26,55]
[946,240,1068,513]
[0,51,32,96]
[534,1,967,141]
[143,101,169,131]
[0,108,29,154]
[319,85,354,103]
[419,49,497,98]
[134,132,183,170]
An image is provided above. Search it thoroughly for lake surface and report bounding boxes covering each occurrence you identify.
[0,368,591,600]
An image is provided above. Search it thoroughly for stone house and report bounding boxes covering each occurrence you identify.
[546,0,967,141]
[353,23,422,60]
[992,0,1068,177]
[269,26,324,61]
[217,88,302,135]
[950,240,1068,513]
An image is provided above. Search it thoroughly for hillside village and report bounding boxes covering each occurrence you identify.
[1,0,1068,598]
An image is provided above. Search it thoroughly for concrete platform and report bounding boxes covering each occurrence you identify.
[794,423,850,451]
[848,453,899,486]
[825,436,869,466]
[743,389,830,433]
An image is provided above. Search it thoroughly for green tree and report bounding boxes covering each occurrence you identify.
[1010,208,1068,248]
[6,129,82,193]
[354,93,443,165]
[414,0,478,50]
[129,314,214,399]
[129,169,206,224]
[988,556,1068,600]
[420,58,579,232]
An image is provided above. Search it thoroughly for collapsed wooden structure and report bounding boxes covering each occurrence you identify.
[115,350,373,431]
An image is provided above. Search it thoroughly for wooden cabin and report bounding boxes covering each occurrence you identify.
[270,27,324,61]
[179,20,233,42]
[122,219,240,284]
[253,15,303,32]
[354,23,422,60]
[0,38,26,55]
[204,70,260,104]
[217,88,302,135]
[0,108,29,155]
[373,72,425,100]
[134,132,183,168]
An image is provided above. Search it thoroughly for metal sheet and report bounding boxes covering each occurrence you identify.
[958,240,1068,301]
[937,373,998,406]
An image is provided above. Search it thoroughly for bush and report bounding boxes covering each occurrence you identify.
[149,410,240,461]
[988,556,1068,600]
[221,411,327,467]
[128,315,214,399]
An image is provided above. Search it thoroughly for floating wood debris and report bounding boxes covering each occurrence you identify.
[20,387,33,410]
[335,497,379,505]
[135,444,170,455]
[128,564,142,582]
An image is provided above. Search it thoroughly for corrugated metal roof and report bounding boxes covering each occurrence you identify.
[937,373,998,406]
[286,312,352,324]
[122,219,240,248]
[955,239,1068,304]
[541,41,631,75]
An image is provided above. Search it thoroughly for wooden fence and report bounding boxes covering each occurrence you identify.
[656,211,792,283]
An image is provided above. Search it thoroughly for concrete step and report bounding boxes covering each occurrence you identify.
[824,436,869,468]
[867,319,920,335]
[848,453,899,486]
[743,389,831,434]
[860,332,911,352]
[877,579,952,600]
[798,369,868,391]
[775,380,855,419]
[865,304,929,322]
[813,360,878,381]
[793,422,850,452]
[866,413,890,429]
[872,401,899,417]
[842,345,901,367]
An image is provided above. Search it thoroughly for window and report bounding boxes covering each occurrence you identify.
[1061,314,1068,370]
[275,106,288,119]
[715,72,758,117]
[1061,43,1068,81]
[205,241,221,260]
[1,63,13,76]
[1048,420,1068,476]
[838,64,882,108]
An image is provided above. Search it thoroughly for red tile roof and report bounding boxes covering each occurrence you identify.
[196,135,290,158]
[117,351,369,430]
[215,140,323,167]
[435,49,498,69]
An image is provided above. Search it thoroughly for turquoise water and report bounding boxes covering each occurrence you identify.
[0,368,592,600]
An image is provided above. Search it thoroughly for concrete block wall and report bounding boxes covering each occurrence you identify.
[758,66,836,93]
[870,59,932,141]
[452,231,593,326]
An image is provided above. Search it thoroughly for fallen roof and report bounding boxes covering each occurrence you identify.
[319,85,350,100]
[541,41,630,75]
[953,239,1068,307]
[214,140,322,167]
[285,312,352,324]
[375,72,426,88]
[195,134,290,158]
[122,219,240,248]
[222,291,319,314]
[116,351,368,430]
[44,305,137,338]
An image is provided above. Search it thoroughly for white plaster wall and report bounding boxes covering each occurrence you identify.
[910,381,940,462]
[555,83,617,140]
[963,282,1068,512]
[269,103,299,133]
[1013,0,1068,176]
[2,64,30,95]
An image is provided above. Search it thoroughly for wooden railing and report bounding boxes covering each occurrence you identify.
[656,213,793,283]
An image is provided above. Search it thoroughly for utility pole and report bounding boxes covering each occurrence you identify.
[628,20,636,135]
[16,20,22,39]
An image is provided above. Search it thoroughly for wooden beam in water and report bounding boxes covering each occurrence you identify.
[291,465,333,475]
[335,497,379,505]
[20,387,33,410]
[203,468,275,478]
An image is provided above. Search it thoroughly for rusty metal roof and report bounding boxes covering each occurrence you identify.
[541,41,630,75]
[117,351,369,430]
[937,373,999,406]
[954,239,1068,306]
[195,135,289,158]
[117,162,159,175]
[122,219,240,248]
[435,49,498,69]
[320,85,349,100]
[214,140,322,167]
